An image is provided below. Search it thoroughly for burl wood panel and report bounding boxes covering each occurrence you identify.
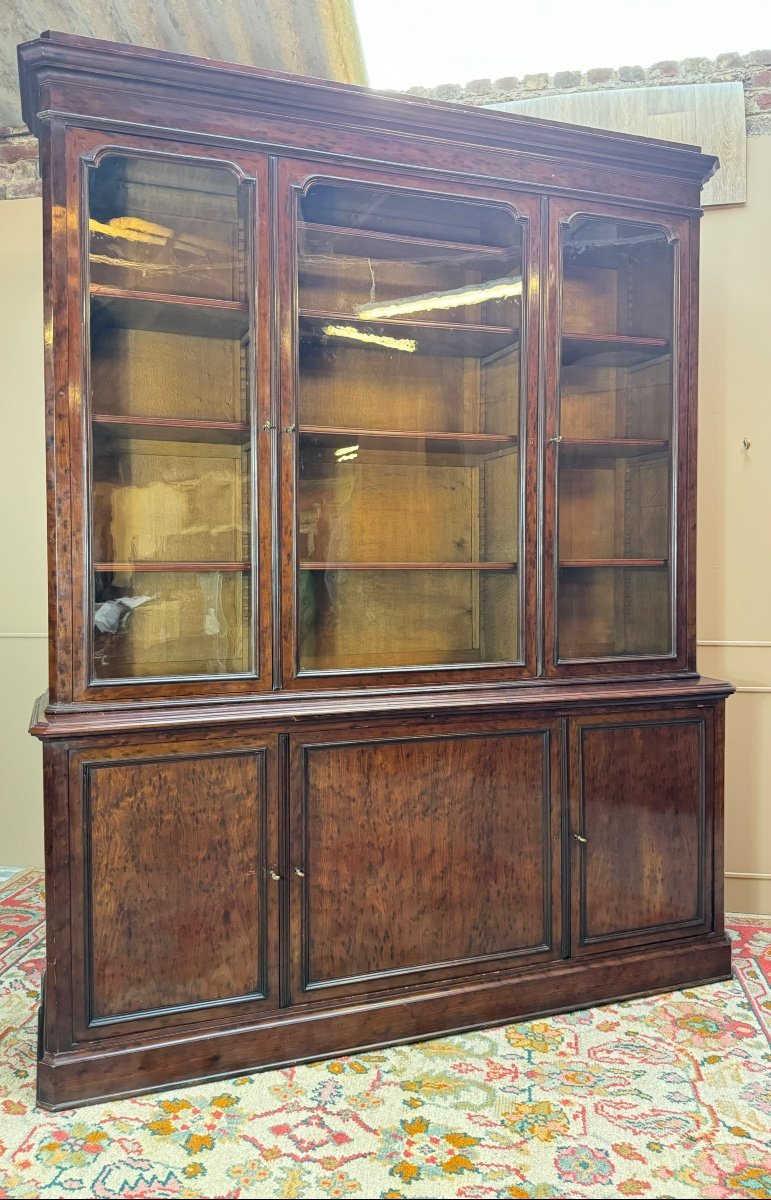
[571,716,709,952]
[296,730,554,992]
[86,751,267,1019]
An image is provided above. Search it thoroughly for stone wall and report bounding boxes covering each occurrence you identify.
[0,130,39,200]
[405,49,771,137]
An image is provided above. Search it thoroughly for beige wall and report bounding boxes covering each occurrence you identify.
[1,141,769,913]
[698,132,771,915]
[0,197,46,868]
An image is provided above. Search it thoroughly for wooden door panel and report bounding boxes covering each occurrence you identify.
[290,722,561,1000]
[71,739,278,1037]
[570,711,712,954]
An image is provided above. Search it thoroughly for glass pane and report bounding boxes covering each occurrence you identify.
[556,216,675,660]
[300,569,518,671]
[88,155,254,681]
[94,569,249,678]
[89,156,245,300]
[296,182,524,671]
[558,566,670,660]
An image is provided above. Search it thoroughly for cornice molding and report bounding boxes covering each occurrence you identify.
[17,31,718,186]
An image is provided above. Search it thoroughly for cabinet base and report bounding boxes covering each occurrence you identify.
[37,933,732,1110]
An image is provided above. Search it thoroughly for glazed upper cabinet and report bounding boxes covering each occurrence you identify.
[60,137,694,700]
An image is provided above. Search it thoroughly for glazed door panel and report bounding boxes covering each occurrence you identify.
[69,735,279,1039]
[545,198,693,676]
[569,710,713,955]
[289,719,561,1002]
[65,127,274,704]
[279,159,541,689]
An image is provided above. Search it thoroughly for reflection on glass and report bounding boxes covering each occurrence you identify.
[89,157,246,301]
[299,570,518,671]
[88,155,253,680]
[296,183,524,671]
[556,216,675,660]
[93,569,250,678]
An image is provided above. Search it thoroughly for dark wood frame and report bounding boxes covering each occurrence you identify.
[18,31,732,1111]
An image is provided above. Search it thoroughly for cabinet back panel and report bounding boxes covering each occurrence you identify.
[559,359,671,441]
[299,257,518,328]
[93,441,247,564]
[558,567,670,659]
[559,467,616,560]
[90,328,245,422]
[298,343,469,431]
[300,569,474,670]
[301,732,551,984]
[298,460,475,563]
[558,459,669,562]
[299,568,518,670]
[86,752,265,1019]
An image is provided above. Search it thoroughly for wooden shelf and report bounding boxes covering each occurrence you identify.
[562,333,669,366]
[300,426,518,458]
[559,559,667,569]
[300,562,517,571]
[94,561,250,573]
[558,438,669,461]
[92,414,251,445]
[299,220,516,264]
[90,285,249,339]
[300,310,519,358]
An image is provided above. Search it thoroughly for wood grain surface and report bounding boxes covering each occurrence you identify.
[86,750,268,1018]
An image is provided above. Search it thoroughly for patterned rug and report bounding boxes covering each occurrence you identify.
[1,869,770,1199]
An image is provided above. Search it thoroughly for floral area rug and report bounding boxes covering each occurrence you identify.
[0,869,770,1199]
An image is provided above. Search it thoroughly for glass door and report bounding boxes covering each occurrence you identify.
[282,167,537,681]
[83,148,270,692]
[547,201,687,674]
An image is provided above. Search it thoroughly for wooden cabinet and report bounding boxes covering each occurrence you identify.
[19,32,732,1110]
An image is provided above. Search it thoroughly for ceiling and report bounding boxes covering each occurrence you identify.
[1,0,366,128]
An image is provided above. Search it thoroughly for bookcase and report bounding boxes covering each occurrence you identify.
[19,32,732,1110]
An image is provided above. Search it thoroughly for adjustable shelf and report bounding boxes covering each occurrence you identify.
[559,559,668,569]
[94,561,250,573]
[299,220,517,264]
[300,310,519,358]
[92,414,251,445]
[300,426,518,458]
[558,438,669,461]
[300,562,517,571]
[562,333,669,366]
[90,285,249,338]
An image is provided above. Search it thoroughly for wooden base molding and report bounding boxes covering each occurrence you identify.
[37,935,732,1111]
